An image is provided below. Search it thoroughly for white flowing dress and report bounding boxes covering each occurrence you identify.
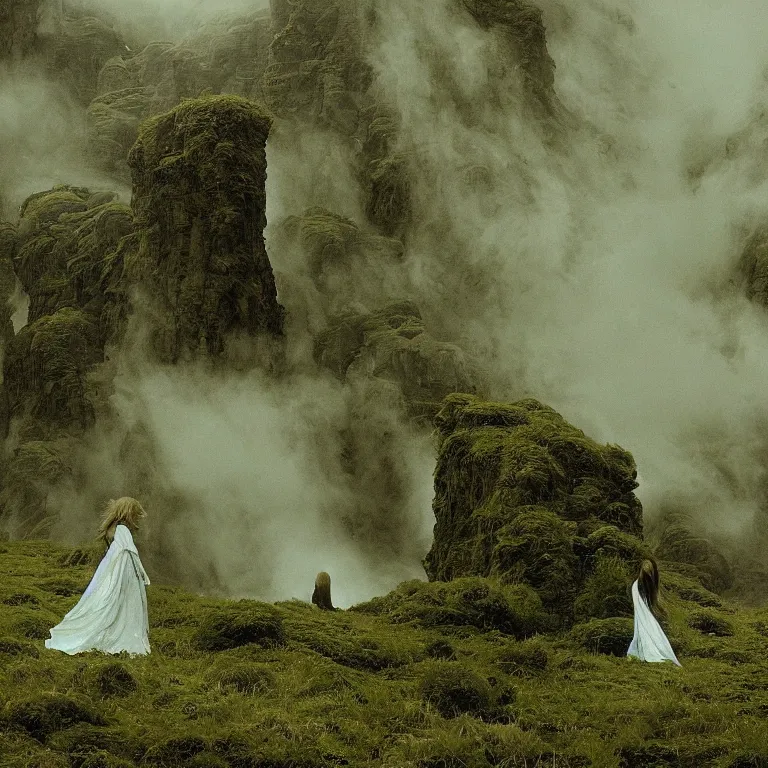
[626,579,681,666]
[45,524,151,656]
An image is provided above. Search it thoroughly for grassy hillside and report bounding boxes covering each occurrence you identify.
[1,538,768,768]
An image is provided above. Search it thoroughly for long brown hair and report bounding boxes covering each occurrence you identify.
[96,497,146,545]
[637,558,662,615]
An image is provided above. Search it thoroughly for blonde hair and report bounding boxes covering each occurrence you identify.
[96,497,147,544]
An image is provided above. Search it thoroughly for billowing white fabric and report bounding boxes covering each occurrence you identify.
[45,524,150,656]
[627,579,681,666]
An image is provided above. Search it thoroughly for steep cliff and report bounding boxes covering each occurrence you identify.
[127,94,284,362]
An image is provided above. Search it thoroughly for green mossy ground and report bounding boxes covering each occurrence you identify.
[1,539,768,767]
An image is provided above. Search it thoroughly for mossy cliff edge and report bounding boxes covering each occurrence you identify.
[0,95,284,537]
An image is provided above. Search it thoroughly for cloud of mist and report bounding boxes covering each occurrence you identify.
[50,356,436,608]
[367,0,768,540]
[0,65,128,218]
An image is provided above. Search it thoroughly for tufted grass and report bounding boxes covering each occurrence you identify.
[0,538,767,767]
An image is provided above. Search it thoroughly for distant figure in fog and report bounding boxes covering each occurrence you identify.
[45,497,151,656]
[312,571,336,610]
[627,558,681,666]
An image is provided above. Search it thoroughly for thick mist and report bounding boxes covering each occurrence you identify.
[366,0,768,543]
[0,65,127,218]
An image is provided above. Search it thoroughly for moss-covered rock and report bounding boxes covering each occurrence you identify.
[128,95,284,362]
[3,693,107,742]
[86,662,138,698]
[688,610,735,637]
[5,309,100,428]
[45,722,144,764]
[418,661,494,718]
[86,11,273,178]
[569,617,635,656]
[314,299,477,420]
[425,394,644,620]
[192,602,286,651]
[352,576,548,638]
[572,556,634,622]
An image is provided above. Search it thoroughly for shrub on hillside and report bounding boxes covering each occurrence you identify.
[569,618,634,656]
[192,603,285,651]
[418,662,493,718]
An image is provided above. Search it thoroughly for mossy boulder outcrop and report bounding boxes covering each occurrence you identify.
[425,394,646,622]
[128,95,284,363]
[352,576,549,637]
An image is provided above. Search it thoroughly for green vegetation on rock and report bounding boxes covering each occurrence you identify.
[128,94,284,362]
[426,394,644,623]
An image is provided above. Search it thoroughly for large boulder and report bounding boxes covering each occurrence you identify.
[425,394,645,621]
[127,94,284,362]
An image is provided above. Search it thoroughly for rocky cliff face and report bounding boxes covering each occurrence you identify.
[128,94,283,363]
[0,0,641,613]
[87,11,273,179]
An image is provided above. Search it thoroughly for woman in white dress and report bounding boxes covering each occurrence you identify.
[45,497,151,656]
[627,558,681,666]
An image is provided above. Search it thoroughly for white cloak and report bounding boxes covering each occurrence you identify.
[626,579,681,666]
[45,524,151,656]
